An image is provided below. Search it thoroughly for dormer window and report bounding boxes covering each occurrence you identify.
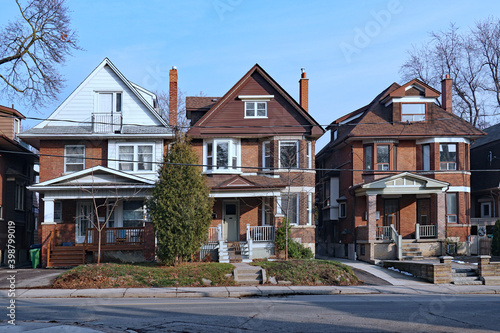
[401,103,425,122]
[245,101,267,118]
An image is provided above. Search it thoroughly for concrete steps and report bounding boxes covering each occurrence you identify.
[234,266,264,285]
[401,244,423,261]
[452,268,483,285]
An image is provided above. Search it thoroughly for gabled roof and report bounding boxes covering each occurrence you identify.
[0,105,25,119]
[29,165,154,192]
[187,64,324,138]
[471,122,500,149]
[31,58,168,129]
[318,79,484,157]
[354,172,449,196]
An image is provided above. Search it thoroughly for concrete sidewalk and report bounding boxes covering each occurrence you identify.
[3,284,500,299]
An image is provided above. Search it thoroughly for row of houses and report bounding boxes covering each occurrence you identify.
[1,58,498,267]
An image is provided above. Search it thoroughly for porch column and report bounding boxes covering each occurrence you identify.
[436,192,446,239]
[43,198,56,224]
[366,194,377,241]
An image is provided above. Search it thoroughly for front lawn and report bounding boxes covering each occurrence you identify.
[252,259,359,286]
[53,262,236,289]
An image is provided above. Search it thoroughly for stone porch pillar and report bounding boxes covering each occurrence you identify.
[436,192,446,239]
[366,194,377,242]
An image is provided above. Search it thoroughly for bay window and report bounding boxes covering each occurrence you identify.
[279,140,299,169]
[446,193,457,223]
[262,141,271,170]
[376,145,390,170]
[279,193,299,225]
[204,139,240,172]
[440,144,457,170]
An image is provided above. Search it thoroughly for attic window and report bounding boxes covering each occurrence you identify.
[402,103,425,122]
[245,101,267,118]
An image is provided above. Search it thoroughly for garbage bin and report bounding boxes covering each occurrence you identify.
[29,248,40,269]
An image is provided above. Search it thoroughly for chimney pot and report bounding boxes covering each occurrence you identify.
[441,74,453,113]
[299,68,309,112]
[169,67,178,127]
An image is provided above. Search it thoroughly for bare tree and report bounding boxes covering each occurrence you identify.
[0,0,80,107]
[400,21,500,128]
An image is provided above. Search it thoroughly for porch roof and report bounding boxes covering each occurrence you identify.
[208,174,286,198]
[354,172,449,197]
[28,165,155,193]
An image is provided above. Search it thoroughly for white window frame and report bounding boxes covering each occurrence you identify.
[440,143,457,170]
[279,140,299,169]
[96,91,123,113]
[65,145,85,173]
[446,192,458,223]
[307,193,313,225]
[402,103,426,122]
[278,193,299,225]
[422,144,430,171]
[244,101,268,118]
[262,141,271,170]
[54,201,62,222]
[117,143,155,172]
[307,141,312,169]
[481,202,492,218]
[261,198,272,226]
[203,139,241,173]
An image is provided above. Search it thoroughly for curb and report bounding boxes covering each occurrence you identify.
[3,285,500,298]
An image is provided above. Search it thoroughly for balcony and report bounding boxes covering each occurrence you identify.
[92,113,122,133]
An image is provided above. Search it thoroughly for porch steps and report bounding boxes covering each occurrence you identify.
[401,244,423,261]
[218,242,230,263]
[48,246,85,268]
[452,268,483,285]
[233,266,264,285]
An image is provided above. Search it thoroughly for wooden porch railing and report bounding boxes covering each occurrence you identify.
[84,227,145,247]
[376,226,391,240]
[207,226,219,243]
[246,225,275,242]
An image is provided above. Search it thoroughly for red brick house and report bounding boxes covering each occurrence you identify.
[0,105,38,266]
[187,65,324,262]
[316,76,484,262]
[19,58,176,267]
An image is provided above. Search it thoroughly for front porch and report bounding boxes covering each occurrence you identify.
[203,224,275,263]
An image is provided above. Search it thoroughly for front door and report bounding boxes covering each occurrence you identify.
[417,199,431,225]
[76,202,93,244]
[384,199,400,232]
[223,201,239,241]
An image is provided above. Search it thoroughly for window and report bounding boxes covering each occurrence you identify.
[402,103,425,122]
[422,144,430,171]
[446,193,457,223]
[204,139,240,172]
[307,193,313,225]
[279,194,298,225]
[481,202,492,218]
[107,202,116,227]
[245,101,267,118]
[307,141,312,169]
[14,118,20,137]
[262,198,272,226]
[323,179,330,206]
[118,144,154,172]
[65,145,85,173]
[262,141,271,170]
[440,144,457,170]
[123,201,145,227]
[98,92,122,113]
[0,205,3,220]
[279,141,298,169]
[15,182,25,210]
[377,145,390,170]
[54,201,62,222]
[339,202,346,218]
[365,145,373,170]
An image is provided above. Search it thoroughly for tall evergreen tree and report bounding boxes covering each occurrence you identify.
[148,137,213,265]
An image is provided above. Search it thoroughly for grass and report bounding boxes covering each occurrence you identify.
[53,262,236,289]
[251,259,359,286]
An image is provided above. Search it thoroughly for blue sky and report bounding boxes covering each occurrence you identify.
[1,0,499,149]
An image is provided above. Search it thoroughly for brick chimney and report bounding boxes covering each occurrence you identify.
[441,74,452,113]
[169,66,178,127]
[299,68,309,112]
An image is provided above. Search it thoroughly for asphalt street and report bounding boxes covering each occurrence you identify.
[3,294,500,332]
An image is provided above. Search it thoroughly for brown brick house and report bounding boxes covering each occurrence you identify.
[19,58,175,267]
[316,76,484,262]
[187,65,324,262]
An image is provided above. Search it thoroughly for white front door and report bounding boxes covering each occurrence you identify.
[76,202,93,244]
[223,201,239,242]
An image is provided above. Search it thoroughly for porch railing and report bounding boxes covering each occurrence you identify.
[207,226,219,243]
[415,224,437,239]
[92,113,122,133]
[85,227,144,246]
[376,226,391,240]
[247,225,275,242]
[390,224,402,260]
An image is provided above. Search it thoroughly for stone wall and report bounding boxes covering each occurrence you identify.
[382,256,453,284]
